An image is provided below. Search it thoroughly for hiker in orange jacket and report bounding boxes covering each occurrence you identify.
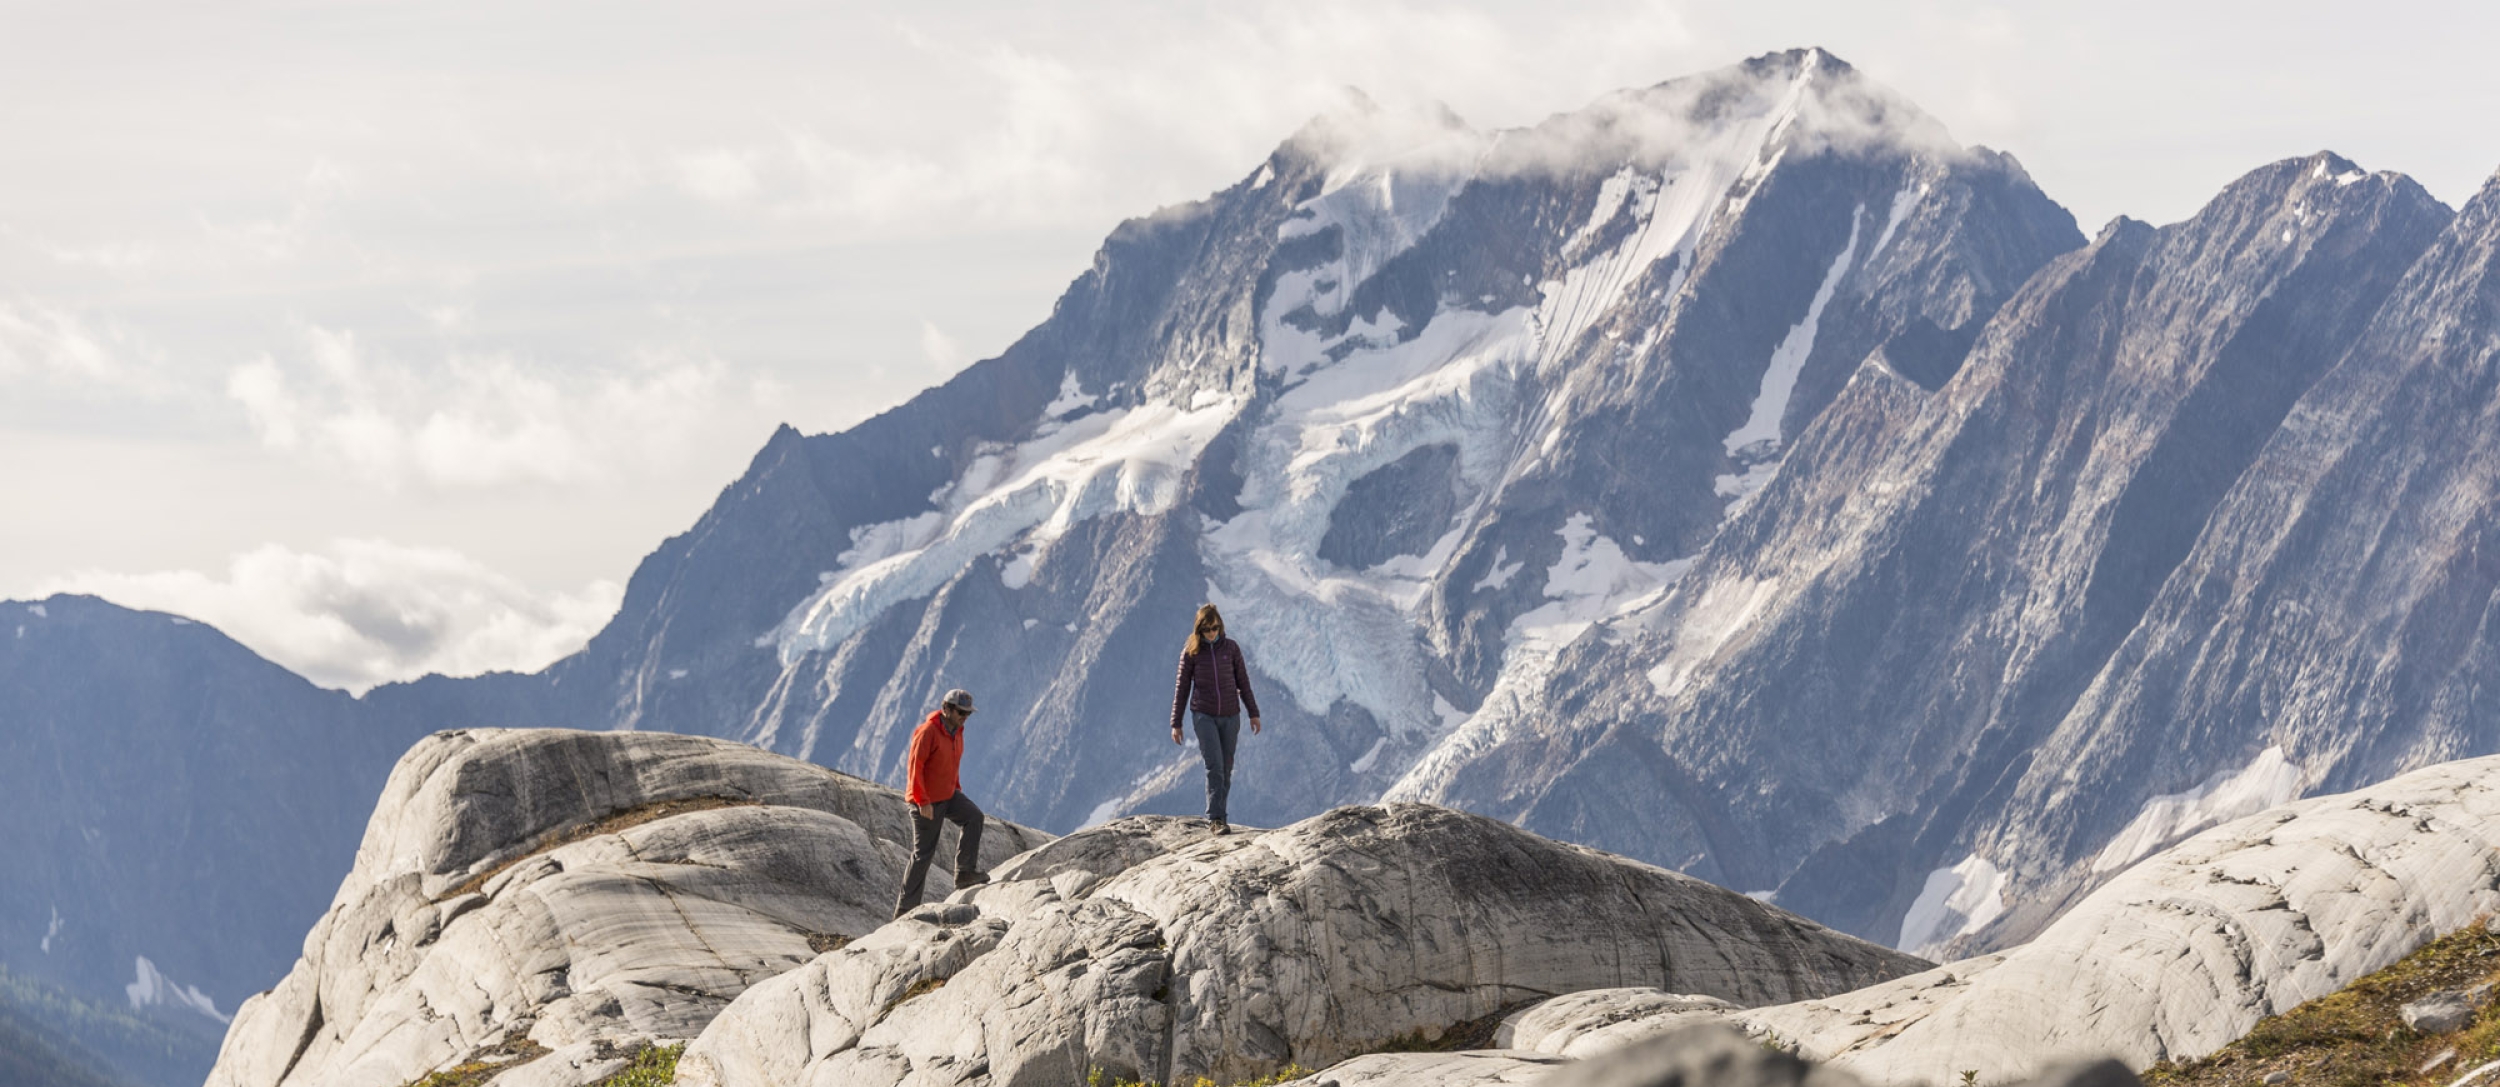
[893,687,989,918]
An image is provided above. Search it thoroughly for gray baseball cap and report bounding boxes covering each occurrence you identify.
[942,688,976,711]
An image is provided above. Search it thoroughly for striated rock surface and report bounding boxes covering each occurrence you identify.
[202,729,1048,1087]
[679,804,1927,1087]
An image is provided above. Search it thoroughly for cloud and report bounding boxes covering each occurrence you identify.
[0,300,167,393]
[918,320,965,368]
[194,156,356,262]
[676,148,763,204]
[38,539,624,693]
[227,323,725,490]
[659,0,1707,232]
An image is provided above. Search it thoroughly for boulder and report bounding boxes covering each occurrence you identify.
[1274,1051,1570,1086]
[679,804,1929,1087]
[203,729,1049,1087]
[2403,992,2475,1035]
[1496,989,1740,1058]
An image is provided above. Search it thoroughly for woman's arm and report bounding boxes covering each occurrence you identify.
[1170,650,1195,738]
[1229,641,1261,723]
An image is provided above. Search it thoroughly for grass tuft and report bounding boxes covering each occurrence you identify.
[589,1042,684,1087]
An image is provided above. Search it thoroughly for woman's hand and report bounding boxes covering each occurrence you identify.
[1171,726,1183,746]
[1250,716,1263,734]
[916,802,935,820]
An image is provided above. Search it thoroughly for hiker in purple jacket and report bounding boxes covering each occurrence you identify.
[1169,603,1262,835]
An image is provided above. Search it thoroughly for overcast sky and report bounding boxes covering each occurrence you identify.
[6,0,2496,691]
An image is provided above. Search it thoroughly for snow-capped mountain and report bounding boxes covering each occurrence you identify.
[545,48,2080,845]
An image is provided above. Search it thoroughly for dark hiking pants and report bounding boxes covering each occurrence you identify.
[894,791,984,917]
[1193,711,1241,823]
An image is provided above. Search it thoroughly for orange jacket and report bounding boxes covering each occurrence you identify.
[904,709,965,805]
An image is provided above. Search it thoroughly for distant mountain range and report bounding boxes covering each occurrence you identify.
[9,46,2500,1085]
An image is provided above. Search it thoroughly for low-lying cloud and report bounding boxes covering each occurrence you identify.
[228,323,724,490]
[40,539,624,693]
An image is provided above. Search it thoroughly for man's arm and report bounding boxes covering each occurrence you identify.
[904,723,937,816]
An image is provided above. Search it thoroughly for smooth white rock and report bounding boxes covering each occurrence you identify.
[1495,988,1739,1058]
[204,729,1049,1087]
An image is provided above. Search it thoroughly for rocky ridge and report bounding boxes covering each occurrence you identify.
[677,805,1924,1087]
[205,733,2500,1087]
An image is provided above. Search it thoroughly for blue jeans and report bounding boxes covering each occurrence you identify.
[1192,712,1241,823]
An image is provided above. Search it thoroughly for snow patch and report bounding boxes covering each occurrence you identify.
[1713,459,1782,510]
[1473,547,1524,592]
[1042,371,1098,420]
[773,397,1239,660]
[126,956,229,1024]
[2091,746,2306,874]
[666,668,688,680]
[1567,167,1643,255]
[1081,764,1175,828]
[27,603,45,618]
[1897,855,2009,955]
[1209,303,1533,735]
[1722,204,1864,456]
[1249,162,1276,189]
[1646,574,1785,697]
[1349,737,1389,774]
[1511,513,1690,651]
[999,547,1039,590]
[41,905,59,954]
[1262,126,1481,377]
[1022,618,1039,630]
[1871,182,1925,259]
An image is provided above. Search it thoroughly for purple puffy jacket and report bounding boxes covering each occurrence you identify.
[1169,637,1260,731]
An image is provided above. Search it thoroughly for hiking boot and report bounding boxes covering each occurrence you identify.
[1212,821,1230,836]
[954,870,990,888]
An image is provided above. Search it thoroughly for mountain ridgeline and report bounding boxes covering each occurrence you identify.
[11,46,2500,1084]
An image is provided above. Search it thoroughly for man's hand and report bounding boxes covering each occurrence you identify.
[1171,726,1183,746]
[916,802,935,820]
[1250,716,1263,735]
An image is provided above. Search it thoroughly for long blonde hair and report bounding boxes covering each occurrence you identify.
[1185,603,1225,656]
